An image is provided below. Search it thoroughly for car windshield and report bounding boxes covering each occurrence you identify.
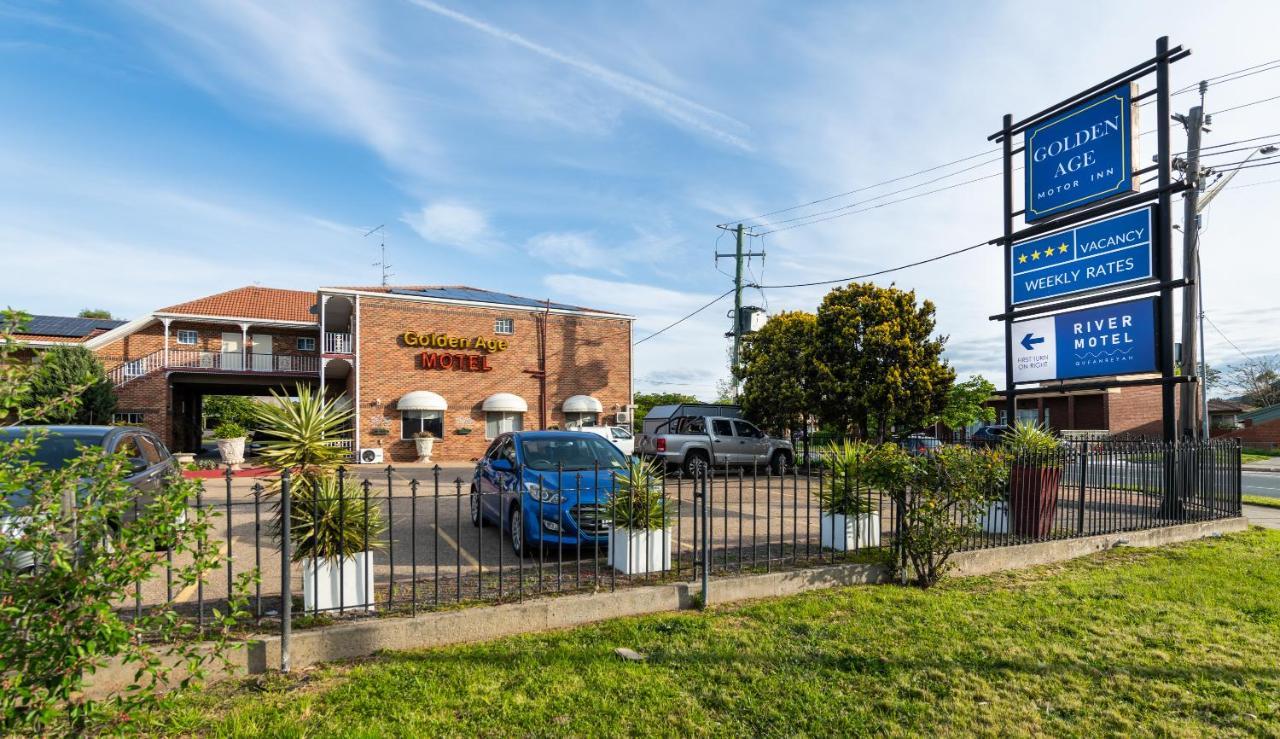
[0,429,103,471]
[520,435,628,472]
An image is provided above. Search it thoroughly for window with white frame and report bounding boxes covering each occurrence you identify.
[401,409,444,440]
[485,411,523,438]
[297,336,316,351]
[563,411,598,428]
[176,329,197,345]
[494,317,514,335]
[113,412,144,425]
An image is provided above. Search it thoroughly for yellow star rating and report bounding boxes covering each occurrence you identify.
[1042,248,1054,259]
[1030,250,1040,261]
[1058,243,1069,254]
[1018,254,1028,264]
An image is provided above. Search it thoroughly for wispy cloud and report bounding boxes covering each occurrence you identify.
[401,200,500,254]
[405,0,752,152]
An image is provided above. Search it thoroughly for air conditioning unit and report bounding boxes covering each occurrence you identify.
[615,411,631,425]
[358,447,384,464]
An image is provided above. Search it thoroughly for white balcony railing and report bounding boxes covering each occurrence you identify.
[324,332,353,354]
[109,349,320,387]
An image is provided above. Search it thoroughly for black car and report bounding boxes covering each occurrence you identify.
[902,435,943,457]
[1,425,179,570]
[969,425,1011,448]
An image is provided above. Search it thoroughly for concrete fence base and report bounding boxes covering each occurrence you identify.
[83,516,1248,698]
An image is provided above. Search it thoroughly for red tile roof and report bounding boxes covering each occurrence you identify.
[158,287,317,323]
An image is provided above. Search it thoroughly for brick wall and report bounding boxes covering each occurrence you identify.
[1218,417,1280,445]
[354,296,631,463]
[1105,385,1163,438]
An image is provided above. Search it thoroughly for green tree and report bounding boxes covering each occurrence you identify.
[926,375,997,432]
[203,394,259,430]
[632,391,699,432]
[813,282,954,442]
[28,345,116,424]
[76,308,113,319]
[0,309,250,733]
[739,311,817,435]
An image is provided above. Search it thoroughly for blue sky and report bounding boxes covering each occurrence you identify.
[3,0,1280,398]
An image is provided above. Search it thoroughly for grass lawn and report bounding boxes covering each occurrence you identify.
[145,530,1280,737]
[1241,452,1276,465]
[1243,495,1280,509]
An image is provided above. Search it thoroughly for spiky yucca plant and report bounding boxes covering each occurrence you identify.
[1002,421,1064,468]
[819,440,877,516]
[610,458,670,530]
[272,473,386,562]
[251,385,352,473]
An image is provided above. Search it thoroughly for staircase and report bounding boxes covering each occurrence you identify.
[108,349,320,388]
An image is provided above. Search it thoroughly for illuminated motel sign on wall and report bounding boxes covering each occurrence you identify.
[400,331,508,373]
[1024,84,1137,222]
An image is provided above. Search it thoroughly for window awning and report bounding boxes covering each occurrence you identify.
[562,395,603,413]
[482,392,528,413]
[397,390,447,411]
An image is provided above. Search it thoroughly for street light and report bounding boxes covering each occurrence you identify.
[1193,143,1277,438]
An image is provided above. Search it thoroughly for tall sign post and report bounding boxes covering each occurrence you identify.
[990,37,1192,443]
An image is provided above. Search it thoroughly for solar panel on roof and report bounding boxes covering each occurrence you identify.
[388,287,587,312]
[21,315,126,338]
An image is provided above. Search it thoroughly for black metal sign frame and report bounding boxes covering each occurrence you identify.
[990,36,1192,441]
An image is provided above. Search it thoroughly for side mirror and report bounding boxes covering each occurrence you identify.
[490,458,513,473]
[128,457,149,474]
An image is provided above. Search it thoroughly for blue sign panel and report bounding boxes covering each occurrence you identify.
[1012,298,1158,383]
[1011,206,1154,305]
[1024,84,1136,222]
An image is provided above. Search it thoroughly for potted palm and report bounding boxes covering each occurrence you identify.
[272,473,386,611]
[413,430,437,463]
[818,440,881,550]
[253,387,383,611]
[211,421,248,468]
[607,458,671,574]
[1002,421,1064,538]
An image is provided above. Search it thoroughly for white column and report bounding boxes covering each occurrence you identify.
[240,323,250,371]
[162,317,172,368]
[320,294,328,354]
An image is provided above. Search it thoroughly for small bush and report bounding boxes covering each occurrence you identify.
[211,421,248,440]
[610,458,670,530]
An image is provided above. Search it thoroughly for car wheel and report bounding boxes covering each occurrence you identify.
[770,452,791,476]
[509,505,526,558]
[470,487,485,527]
[683,452,710,479]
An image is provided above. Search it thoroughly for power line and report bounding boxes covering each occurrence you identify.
[719,148,1000,227]
[1203,314,1255,365]
[633,288,735,346]
[755,172,1003,235]
[748,239,992,290]
[1229,176,1280,190]
[1212,92,1280,116]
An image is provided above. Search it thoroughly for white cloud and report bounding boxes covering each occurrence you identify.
[526,232,610,271]
[402,201,498,254]
[405,0,752,151]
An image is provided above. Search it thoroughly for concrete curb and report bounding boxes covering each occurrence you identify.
[82,517,1247,697]
[1243,464,1280,473]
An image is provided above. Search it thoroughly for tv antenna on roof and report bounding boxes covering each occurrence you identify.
[364,224,392,286]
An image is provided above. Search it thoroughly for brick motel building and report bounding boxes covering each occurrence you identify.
[18,286,633,463]
[984,378,1164,437]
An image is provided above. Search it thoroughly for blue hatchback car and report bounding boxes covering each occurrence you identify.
[471,431,631,557]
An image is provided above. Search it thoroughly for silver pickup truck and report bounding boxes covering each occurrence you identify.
[637,414,794,476]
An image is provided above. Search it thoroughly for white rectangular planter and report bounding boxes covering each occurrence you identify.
[978,501,1009,535]
[302,551,376,612]
[608,528,672,575]
[820,512,881,551]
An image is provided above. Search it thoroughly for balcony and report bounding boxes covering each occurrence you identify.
[109,349,320,387]
[324,332,353,354]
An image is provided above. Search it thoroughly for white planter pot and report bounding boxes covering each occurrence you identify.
[302,551,376,612]
[215,437,245,466]
[820,512,881,551]
[608,527,672,575]
[978,500,1009,535]
[414,436,436,463]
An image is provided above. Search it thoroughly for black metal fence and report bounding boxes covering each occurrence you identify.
[131,438,1241,659]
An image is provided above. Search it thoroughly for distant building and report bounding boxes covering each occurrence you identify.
[1215,403,1280,448]
[1206,398,1254,431]
[984,375,1164,437]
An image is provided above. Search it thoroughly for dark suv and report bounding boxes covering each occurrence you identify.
[969,425,1011,448]
[1,426,178,571]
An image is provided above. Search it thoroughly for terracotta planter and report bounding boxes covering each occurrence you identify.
[1009,464,1063,538]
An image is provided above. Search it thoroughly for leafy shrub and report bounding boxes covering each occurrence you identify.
[211,421,248,440]
[0,309,251,734]
[876,443,1009,588]
[25,345,116,425]
[610,458,670,530]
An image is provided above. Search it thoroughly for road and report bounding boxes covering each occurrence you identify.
[1244,471,1280,498]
